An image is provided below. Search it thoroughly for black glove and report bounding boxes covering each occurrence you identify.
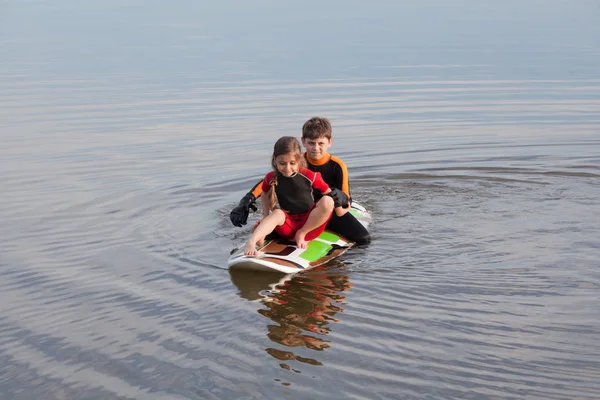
[230,193,257,227]
[327,188,349,208]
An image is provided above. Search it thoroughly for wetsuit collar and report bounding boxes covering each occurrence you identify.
[305,153,331,166]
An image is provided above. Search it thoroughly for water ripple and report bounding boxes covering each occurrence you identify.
[2,65,600,398]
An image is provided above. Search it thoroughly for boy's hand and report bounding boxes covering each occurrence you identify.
[328,188,349,208]
[230,193,257,227]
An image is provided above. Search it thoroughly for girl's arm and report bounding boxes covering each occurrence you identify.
[261,195,270,218]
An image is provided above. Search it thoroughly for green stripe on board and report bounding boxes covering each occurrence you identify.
[349,209,360,218]
[318,231,339,242]
[300,240,332,262]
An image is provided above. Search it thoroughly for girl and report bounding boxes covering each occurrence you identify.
[244,136,348,256]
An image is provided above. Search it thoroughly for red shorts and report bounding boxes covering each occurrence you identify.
[275,206,332,241]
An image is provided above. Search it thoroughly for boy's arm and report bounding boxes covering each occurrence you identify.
[314,172,349,208]
[230,180,263,227]
[247,179,264,200]
[327,187,349,208]
[330,156,351,201]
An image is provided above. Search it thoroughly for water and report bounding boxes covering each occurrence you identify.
[1,1,600,399]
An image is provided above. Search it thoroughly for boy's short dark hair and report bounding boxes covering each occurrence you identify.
[302,117,332,140]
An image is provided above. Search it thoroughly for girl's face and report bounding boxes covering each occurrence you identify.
[274,153,300,177]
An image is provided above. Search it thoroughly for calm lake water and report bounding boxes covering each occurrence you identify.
[2,1,600,399]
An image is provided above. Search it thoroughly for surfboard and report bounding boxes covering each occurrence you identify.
[228,202,371,274]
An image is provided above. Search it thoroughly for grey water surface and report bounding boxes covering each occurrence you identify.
[1,1,600,399]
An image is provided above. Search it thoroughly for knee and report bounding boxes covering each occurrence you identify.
[317,195,334,210]
[270,209,286,222]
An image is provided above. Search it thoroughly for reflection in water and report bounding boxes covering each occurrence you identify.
[229,269,292,302]
[229,264,351,370]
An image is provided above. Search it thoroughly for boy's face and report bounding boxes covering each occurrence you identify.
[302,136,332,160]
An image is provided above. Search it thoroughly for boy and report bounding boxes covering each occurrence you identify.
[230,117,371,245]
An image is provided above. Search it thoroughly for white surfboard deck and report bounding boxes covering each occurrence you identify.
[228,202,371,274]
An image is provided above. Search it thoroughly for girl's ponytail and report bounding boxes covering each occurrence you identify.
[267,175,278,211]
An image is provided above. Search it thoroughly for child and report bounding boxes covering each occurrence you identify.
[244,136,348,256]
[232,117,371,245]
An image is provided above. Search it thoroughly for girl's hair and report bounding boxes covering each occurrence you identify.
[268,136,306,211]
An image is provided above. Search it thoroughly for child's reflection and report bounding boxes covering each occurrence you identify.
[229,264,352,368]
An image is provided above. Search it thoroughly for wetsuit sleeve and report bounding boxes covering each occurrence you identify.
[312,172,330,193]
[261,171,275,193]
[331,156,351,198]
[249,179,264,199]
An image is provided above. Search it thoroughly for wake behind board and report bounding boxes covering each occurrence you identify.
[228,202,371,274]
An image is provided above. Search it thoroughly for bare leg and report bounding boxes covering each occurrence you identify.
[244,210,285,256]
[251,218,265,246]
[294,196,334,249]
